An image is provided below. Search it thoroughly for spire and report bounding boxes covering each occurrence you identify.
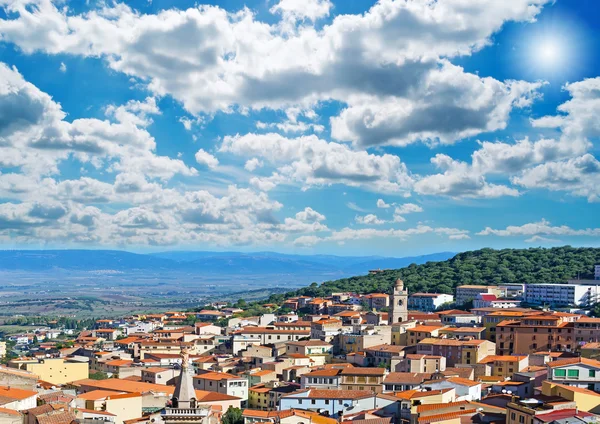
[172,347,196,407]
[395,279,404,290]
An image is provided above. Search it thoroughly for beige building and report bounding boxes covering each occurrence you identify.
[9,357,89,385]
[455,285,503,305]
[340,367,387,393]
[417,338,496,367]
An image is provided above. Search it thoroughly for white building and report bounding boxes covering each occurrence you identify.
[408,293,454,311]
[596,265,600,280]
[279,389,395,417]
[423,378,482,401]
[547,357,600,392]
[524,283,600,307]
[455,285,502,305]
[472,294,521,309]
[193,371,248,406]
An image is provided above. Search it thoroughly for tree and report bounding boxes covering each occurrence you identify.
[89,371,109,380]
[222,407,243,424]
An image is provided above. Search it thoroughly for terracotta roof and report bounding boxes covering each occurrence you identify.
[418,410,477,423]
[341,368,385,376]
[104,359,133,367]
[446,377,482,388]
[304,369,342,377]
[77,408,117,416]
[384,372,432,384]
[37,410,76,424]
[547,357,600,368]
[194,372,244,381]
[142,367,170,374]
[78,390,126,400]
[365,344,407,353]
[307,389,374,400]
[0,386,37,401]
[547,381,600,396]
[0,407,22,416]
[417,401,470,413]
[535,409,596,423]
[409,325,446,333]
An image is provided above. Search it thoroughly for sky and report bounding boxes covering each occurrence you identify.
[0,0,599,256]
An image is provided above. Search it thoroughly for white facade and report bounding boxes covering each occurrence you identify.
[408,294,453,312]
[596,265,600,280]
[193,375,248,404]
[549,362,600,392]
[423,380,481,401]
[525,284,600,307]
[126,321,158,335]
[279,391,394,417]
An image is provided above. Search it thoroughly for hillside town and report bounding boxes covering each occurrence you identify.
[0,266,600,424]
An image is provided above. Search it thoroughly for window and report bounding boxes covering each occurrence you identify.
[590,370,596,378]
[567,369,579,378]
[311,400,316,405]
[554,369,566,377]
[325,400,330,405]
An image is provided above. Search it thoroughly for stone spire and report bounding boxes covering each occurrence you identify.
[390,278,408,324]
[172,346,196,408]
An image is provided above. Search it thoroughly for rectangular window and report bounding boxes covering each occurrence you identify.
[554,369,566,377]
[590,370,596,378]
[567,369,579,378]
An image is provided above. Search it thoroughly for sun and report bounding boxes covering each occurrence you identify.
[537,38,563,68]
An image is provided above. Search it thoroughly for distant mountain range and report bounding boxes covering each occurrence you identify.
[0,250,455,276]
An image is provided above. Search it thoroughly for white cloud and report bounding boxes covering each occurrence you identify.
[195,149,219,169]
[525,235,561,244]
[270,0,332,22]
[376,199,390,209]
[415,154,520,199]
[244,158,263,172]
[512,154,600,202]
[220,133,413,193]
[355,214,385,225]
[477,219,600,237]
[394,203,423,215]
[0,0,550,147]
[59,62,66,72]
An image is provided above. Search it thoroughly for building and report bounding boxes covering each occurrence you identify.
[455,286,502,305]
[506,395,586,424]
[339,367,386,393]
[390,279,408,324]
[406,325,447,345]
[417,338,496,367]
[234,327,310,345]
[473,294,521,309]
[279,389,394,417]
[310,319,342,342]
[575,317,600,344]
[547,357,600,392]
[300,368,342,390]
[193,371,248,406]
[364,293,390,310]
[408,293,453,312]
[0,342,6,359]
[524,283,600,307]
[596,265,600,280]
[163,348,214,424]
[439,310,482,327]
[285,340,332,366]
[8,357,89,385]
[478,355,529,379]
[541,380,600,414]
[496,313,578,355]
[394,354,446,373]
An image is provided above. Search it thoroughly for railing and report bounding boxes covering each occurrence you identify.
[162,408,210,417]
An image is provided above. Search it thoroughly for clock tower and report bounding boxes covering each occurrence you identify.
[390,278,408,323]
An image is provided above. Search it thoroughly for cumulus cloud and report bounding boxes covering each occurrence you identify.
[195,149,219,169]
[0,0,550,147]
[244,158,263,172]
[270,0,332,22]
[220,133,413,193]
[355,214,385,225]
[376,199,390,209]
[415,154,520,199]
[477,219,600,237]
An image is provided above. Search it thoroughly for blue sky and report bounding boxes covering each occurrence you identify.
[0,0,599,256]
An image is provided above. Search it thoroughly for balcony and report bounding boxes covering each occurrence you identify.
[162,408,210,417]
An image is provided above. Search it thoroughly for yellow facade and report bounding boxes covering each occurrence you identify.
[542,381,600,414]
[13,358,89,385]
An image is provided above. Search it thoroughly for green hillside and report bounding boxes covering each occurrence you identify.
[267,246,600,302]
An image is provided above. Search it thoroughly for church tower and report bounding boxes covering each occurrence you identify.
[390,278,408,323]
[163,347,212,423]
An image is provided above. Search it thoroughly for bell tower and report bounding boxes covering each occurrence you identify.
[390,278,408,323]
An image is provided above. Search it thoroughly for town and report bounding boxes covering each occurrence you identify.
[0,266,599,424]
